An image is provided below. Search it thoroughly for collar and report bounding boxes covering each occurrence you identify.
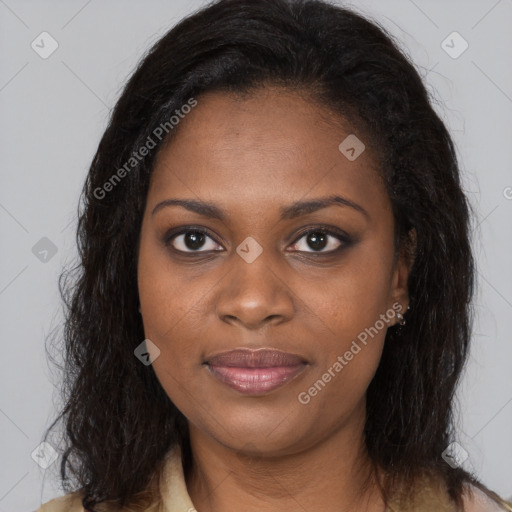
[159,445,196,512]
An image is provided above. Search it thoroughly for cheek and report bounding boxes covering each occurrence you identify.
[138,227,201,341]
[137,235,206,407]
[138,248,206,413]
[296,286,389,420]
[293,241,393,398]
[300,242,394,340]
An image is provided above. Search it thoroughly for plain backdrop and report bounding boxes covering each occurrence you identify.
[0,1,511,511]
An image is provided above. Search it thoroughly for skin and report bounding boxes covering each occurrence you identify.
[137,86,414,512]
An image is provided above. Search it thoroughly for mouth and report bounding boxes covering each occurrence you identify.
[204,348,308,395]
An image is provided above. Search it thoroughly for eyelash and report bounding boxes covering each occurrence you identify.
[163,225,354,256]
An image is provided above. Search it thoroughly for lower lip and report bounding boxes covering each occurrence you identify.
[206,364,306,394]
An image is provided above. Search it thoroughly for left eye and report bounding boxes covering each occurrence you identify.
[289,229,346,253]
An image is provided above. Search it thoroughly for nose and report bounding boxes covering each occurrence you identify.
[215,249,295,330]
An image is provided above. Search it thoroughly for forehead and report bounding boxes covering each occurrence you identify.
[148,87,390,223]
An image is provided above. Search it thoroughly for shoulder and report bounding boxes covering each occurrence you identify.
[35,490,85,512]
[461,484,512,512]
[390,473,512,512]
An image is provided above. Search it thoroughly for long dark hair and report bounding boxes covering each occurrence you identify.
[42,0,509,510]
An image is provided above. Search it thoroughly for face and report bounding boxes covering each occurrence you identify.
[137,86,411,456]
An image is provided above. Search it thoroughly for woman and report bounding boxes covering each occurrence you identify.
[36,0,512,510]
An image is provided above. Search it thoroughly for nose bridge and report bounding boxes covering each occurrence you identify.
[215,241,293,328]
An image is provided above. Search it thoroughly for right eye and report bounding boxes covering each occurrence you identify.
[164,228,224,254]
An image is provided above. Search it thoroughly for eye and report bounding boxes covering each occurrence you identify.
[165,228,223,253]
[164,225,353,255]
[288,227,351,254]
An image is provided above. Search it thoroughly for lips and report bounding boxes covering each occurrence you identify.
[206,348,306,367]
[205,348,308,394]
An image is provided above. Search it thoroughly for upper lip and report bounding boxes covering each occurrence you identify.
[205,348,307,368]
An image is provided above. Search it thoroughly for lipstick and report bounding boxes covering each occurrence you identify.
[205,348,307,394]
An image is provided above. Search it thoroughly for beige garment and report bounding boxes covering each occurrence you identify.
[35,446,193,512]
[35,445,510,512]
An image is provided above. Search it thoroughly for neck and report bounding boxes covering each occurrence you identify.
[185,404,385,512]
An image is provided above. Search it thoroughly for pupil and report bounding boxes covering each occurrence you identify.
[185,231,205,250]
[308,232,327,251]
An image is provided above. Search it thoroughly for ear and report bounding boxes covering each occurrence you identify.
[389,228,417,318]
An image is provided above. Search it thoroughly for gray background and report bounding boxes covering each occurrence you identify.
[1,1,511,510]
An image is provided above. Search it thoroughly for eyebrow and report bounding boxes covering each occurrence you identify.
[151,194,369,221]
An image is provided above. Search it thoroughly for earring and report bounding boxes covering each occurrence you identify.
[396,304,410,326]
